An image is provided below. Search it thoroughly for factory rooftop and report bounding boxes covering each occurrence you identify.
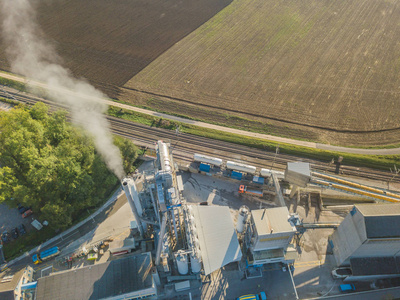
[356,204,400,239]
[252,207,295,236]
[191,205,242,275]
[35,252,155,300]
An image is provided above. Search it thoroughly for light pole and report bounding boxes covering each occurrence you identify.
[270,145,279,171]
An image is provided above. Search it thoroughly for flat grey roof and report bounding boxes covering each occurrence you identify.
[356,204,400,238]
[36,253,153,300]
[357,204,400,216]
[351,256,400,276]
[252,207,294,235]
[191,205,242,275]
[286,162,311,177]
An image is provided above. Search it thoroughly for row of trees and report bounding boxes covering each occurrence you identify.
[0,102,139,229]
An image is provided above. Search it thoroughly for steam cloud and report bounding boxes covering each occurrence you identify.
[0,0,125,179]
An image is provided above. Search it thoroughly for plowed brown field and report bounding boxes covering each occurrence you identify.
[0,0,231,97]
[122,0,400,146]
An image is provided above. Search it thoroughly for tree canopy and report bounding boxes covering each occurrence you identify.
[0,102,139,229]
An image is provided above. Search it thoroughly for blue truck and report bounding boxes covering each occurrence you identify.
[32,246,60,264]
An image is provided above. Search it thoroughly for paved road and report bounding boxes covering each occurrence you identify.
[1,71,400,155]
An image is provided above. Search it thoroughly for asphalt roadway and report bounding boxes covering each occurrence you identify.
[5,187,127,272]
[1,71,400,155]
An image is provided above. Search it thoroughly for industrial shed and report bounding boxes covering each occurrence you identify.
[190,205,242,275]
[35,252,157,300]
[330,204,400,272]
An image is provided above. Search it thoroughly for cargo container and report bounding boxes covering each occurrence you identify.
[199,163,211,173]
[252,176,265,185]
[231,171,243,180]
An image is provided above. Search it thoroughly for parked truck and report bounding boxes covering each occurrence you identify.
[239,185,263,197]
[32,246,60,264]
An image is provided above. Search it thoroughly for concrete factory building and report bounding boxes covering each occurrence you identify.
[330,204,400,278]
[0,266,35,300]
[35,253,157,300]
[248,207,297,265]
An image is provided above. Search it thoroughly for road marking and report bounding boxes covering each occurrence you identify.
[294,260,325,268]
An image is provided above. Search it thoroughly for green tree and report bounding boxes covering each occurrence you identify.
[0,103,138,229]
[114,136,140,174]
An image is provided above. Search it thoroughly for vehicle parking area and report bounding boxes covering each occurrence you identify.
[0,203,33,244]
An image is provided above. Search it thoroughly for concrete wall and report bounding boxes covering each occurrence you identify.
[331,211,366,266]
[254,232,294,251]
[352,240,400,258]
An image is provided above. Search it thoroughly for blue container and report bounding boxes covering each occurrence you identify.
[231,171,243,180]
[199,163,211,173]
[252,176,265,184]
[339,284,355,292]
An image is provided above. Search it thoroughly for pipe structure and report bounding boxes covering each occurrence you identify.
[122,178,144,238]
[155,212,168,265]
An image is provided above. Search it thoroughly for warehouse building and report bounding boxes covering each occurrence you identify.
[330,204,400,279]
[35,252,157,300]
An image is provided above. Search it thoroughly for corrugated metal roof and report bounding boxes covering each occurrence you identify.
[36,253,154,300]
[364,216,400,238]
[191,206,242,275]
[252,207,294,235]
[354,204,400,239]
[351,256,400,276]
[357,204,400,216]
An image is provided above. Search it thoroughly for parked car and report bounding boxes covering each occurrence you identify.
[332,267,352,279]
[17,204,28,214]
[22,209,33,218]
[11,227,19,239]
[1,231,10,244]
[18,224,26,236]
[237,292,267,300]
[339,284,356,293]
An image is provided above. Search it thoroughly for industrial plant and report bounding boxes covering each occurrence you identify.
[3,141,400,299]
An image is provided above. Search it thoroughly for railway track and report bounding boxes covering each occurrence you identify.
[1,87,399,184]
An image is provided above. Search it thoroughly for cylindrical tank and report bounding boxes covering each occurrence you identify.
[226,161,257,175]
[176,251,189,275]
[190,254,202,273]
[260,168,272,177]
[193,154,223,167]
[236,206,250,233]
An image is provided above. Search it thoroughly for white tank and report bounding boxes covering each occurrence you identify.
[260,168,272,177]
[236,206,250,233]
[226,161,257,175]
[176,251,189,275]
[190,254,202,273]
[193,154,223,167]
[271,170,285,179]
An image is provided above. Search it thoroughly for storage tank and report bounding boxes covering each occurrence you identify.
[190,254,202,273]
[226,161,256,175]
[194,154,223,167]
[260,168,272,177]
[176,251,189,275]
[157,141,172,172]
[236,206,250,233]
[271,170,285,180]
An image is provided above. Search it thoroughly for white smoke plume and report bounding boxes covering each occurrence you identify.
[0,0,125,179]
